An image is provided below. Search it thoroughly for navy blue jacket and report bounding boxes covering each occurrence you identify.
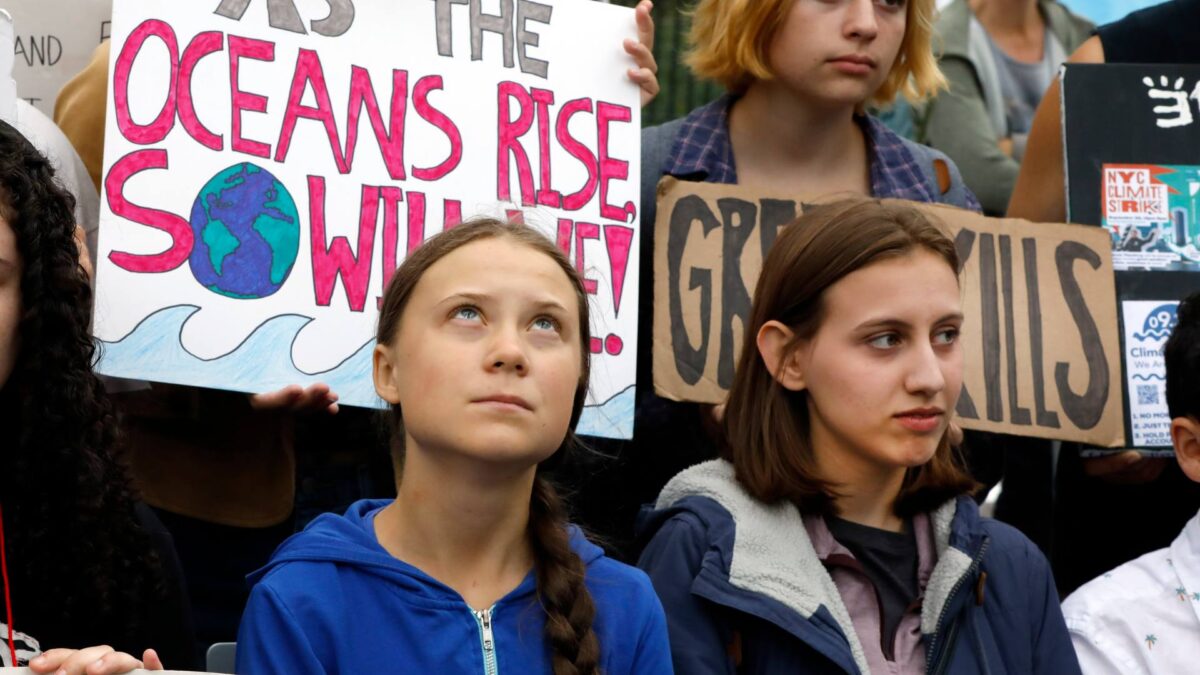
[636,460,1081,675]
[237,499,672,674]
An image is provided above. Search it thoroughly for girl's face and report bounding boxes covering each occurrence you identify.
[373,236,583,469]
[784,249,962,477]
[0,214,19,390]
[765,0,907,107]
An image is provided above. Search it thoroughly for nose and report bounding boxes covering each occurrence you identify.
[486,324,529,374]
[844,0,879,41]
[905,340,946,397]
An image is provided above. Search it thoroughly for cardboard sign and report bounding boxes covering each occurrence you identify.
[93,0,642,439]
[652,179,1124,447]
[1063,63,1200,448]
[2,0,112,115]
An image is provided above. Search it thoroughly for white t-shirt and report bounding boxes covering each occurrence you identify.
[1062,510,1200,674]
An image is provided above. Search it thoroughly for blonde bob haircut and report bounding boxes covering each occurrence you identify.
[685,0,947,106]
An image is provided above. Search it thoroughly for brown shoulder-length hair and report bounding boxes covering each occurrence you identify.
[376,218,602,675]
[721,199,978,518]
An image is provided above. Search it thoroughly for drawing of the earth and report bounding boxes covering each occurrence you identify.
[188,163,300,299]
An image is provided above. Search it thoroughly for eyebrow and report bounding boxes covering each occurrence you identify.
[855,312,964,331]
[439,291,570,314]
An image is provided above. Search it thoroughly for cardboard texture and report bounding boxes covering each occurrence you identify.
[652,178,1124,447]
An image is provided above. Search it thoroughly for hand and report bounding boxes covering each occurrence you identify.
[624,0,658,108]
[249,382,339,415]
[997,137,1014,158]
[1082,450,1169,485]
[29,647,163,675]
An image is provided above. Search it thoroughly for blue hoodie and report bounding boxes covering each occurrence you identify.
[237,499,672,674]
[636,460,1081,675]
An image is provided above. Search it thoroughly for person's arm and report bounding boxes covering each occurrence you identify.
[627,573,675,674]
[637,513,734,675]
[236,582,327,674]
[920,58,1019,215]
[1025,541,1083,675]
[1006,36,1106,222]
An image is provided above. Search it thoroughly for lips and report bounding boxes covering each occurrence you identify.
[829,54,877,67]
[473,394,534,412]
[894,407,944,433]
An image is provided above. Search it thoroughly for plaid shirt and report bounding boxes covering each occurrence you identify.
[664,94,982,211]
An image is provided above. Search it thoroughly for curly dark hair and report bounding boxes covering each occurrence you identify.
[0,121,166,650]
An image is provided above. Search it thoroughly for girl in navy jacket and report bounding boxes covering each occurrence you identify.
[637,199,1081,675]
[237,220,671,674]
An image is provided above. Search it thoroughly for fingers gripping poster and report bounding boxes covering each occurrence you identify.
[94,0,643,439]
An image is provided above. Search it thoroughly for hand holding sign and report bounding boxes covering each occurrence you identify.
[623,0,658,108]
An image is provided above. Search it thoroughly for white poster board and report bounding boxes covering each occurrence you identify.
[93,0,642,439]
[0,0,112,114]
[1121,300,1177,448]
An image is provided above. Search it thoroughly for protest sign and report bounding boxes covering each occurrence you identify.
[2,0,112,115]
[652,178,1124,447]
[1063,63,1200,448]
[94,0,642,439]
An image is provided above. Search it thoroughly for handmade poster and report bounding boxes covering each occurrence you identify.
[93,0,642,439]
[1063,63,1200,448]
[652,178,1125,447]
[2,0,112,114]
[1121,300,1177,448]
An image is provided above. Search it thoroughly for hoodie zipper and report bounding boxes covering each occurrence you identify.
[926,538,990,675]
[473,607,498,675]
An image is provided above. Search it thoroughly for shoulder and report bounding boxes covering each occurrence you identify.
[977,515,1052,570]
[893,135,979,210]
[1043,1,1097,50]
[1062,547,1173,626]
[933,0,972,50]
[587,555,664,614]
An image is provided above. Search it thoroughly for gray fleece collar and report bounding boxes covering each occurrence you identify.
[656,459,975,675]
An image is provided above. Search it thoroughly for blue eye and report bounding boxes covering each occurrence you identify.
[933,328,959,346]
[453,306,482,321]
[531,316,560,332]
[868,333,902,349]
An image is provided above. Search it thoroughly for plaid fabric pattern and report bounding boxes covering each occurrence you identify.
[664,94,983,212]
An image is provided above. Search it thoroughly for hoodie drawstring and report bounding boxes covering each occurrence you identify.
[0,503,15,666]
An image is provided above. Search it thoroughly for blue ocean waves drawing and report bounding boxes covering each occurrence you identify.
[97,305,634,439]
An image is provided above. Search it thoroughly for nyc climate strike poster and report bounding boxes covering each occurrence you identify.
[93,0,643,439]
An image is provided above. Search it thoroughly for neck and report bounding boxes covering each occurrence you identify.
[971,0,1042,35]
[375,442,536,607]
[728,81,864,173]
[813,440,907,532]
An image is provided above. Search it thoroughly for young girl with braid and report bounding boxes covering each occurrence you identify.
[236,219,671,674]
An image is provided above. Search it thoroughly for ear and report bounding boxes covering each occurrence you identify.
[756,320,806,391]
[1171,416,1200,483]
[372,343,403,404]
